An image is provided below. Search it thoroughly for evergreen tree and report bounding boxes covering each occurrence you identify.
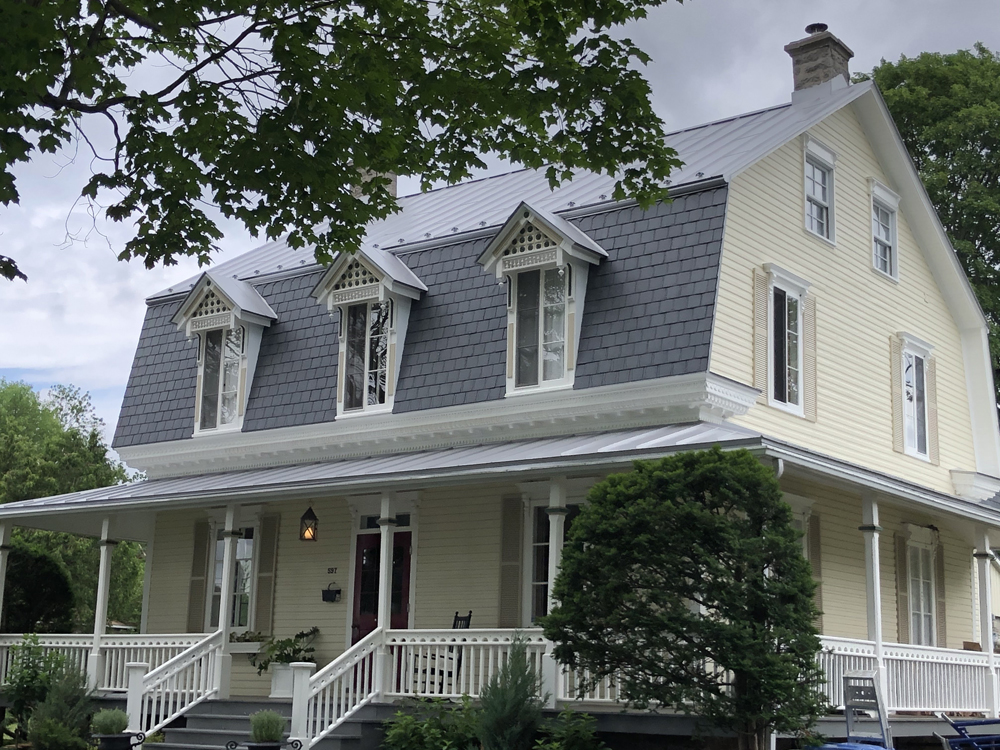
[543,447,825,750]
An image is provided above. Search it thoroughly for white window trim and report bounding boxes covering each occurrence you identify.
[899,332,934,462]
[803,136,837,245]
[870,179,901,281]
[193,325,248,437]
[204,519,260,634]
[337,299,395,417]
[764,264,810,418]
[505,262,583,397]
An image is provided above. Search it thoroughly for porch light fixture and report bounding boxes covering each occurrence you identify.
[300,507,318,541]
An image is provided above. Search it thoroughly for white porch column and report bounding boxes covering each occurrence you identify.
[88,516,115,690]
[545,476,568,613]
[0,521,11,630]
[374,492,397,699]
[976,528,998,717]
[125,662,149,733]
[214,504,238,699]
[289,661,317,744]
[860,495,887,702]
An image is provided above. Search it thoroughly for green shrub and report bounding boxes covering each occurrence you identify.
[2,635,66,742]
[91,709,130,735]
[382,698,480,750]
[535,711,605,750]
[478,638,543,750]
[250,710,286,743]
[28,664,92,748]
[27,717,90,750]
[144,731,166,743]
[250,627,319,675]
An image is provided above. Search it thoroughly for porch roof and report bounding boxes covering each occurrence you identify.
[0,422,763,521]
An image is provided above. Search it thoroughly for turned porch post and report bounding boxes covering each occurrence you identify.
[860,494,887,702]
[214,504,239,699]
[88,516,115,690]
[976,528,998,717]
[0,521,11,630]
[374,492,397,699]
[545,476,568,614]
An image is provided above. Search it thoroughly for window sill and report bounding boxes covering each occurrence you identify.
[904,447,932,463]
[192,423,244,438]
[803,227,836,248]
[336,405,393,420]
[768,399,805,419]
[505,382,574,398]
[872,266,899,284]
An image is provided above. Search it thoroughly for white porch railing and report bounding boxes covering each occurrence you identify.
[0,634,92,684]
[385,628,548,699]
[101,634,208,692]
[128,630,224,736]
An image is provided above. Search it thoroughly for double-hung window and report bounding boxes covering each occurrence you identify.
[907,542,935,646]
[343,301,390,412]
[772,285,802,408]
[514,268,568,388]
[804,138,836,242]
[208,526,256,631]
[871,179,900,280]
[903,348,928,458]
[200,326,244,431]
[526,503,581,623]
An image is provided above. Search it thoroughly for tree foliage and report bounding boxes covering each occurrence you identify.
[542,448,825,750]
[0,0,682,281]
[2,542,76,633]
[862,45,1000,399]
[0,380,145,630]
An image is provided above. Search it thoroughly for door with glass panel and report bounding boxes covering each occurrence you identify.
[351,518,412,643]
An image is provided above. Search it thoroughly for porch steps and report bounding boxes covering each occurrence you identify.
[156,699,395,750]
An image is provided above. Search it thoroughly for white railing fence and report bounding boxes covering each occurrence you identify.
[128,630,224,736]
[101,634,207,692]
[293,627,382,748]
[0,634,92,685]
[385,628,548,700]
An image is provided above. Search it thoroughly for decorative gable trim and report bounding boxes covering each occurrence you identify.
[477,202,606,278]
[171,272,277,338]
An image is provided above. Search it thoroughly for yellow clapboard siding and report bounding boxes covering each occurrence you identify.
[413,485,503,629]
[228,659,271,698]
[713,105,977,494]
[145,510,197,634]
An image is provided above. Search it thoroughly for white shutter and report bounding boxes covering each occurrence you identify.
[753,269,769,400]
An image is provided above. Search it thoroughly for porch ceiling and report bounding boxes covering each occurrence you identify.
[0,422,761,521]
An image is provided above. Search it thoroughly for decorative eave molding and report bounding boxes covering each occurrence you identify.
[950,470,1000,503]
[117,371,760,479]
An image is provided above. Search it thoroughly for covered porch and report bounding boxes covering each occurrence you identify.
[2,424,1000,745]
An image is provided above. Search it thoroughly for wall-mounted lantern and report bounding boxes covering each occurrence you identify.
[300,507,318,541]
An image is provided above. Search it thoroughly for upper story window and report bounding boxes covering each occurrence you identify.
[891,332,938,463]
[753,264,815,420]
[200,326,245,430]
[803,137,836,243]
[344,300,391,411]
[312,250,425,417]
[870,179,901,280]
[172,273,277,436]
[478,202,606,396]
[514,267,568,387]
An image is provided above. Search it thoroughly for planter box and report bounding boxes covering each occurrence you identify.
[269,663,293,699]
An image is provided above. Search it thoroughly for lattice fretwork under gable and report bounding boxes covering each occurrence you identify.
[191,289,232,319]
[330,258,380,292]
[502,221,559,258]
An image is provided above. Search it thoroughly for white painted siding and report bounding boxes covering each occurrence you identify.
[713,105,978,494]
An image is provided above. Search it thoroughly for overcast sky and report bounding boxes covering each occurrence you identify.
[2,0,998,456]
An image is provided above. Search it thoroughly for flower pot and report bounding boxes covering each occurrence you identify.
[93,732,144,750]
[269,663,294,698]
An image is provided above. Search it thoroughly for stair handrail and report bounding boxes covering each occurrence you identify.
[291,627,384,747]
[127,629,225,736]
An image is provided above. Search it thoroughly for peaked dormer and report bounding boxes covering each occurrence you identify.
[172,272,276,435]
[478,203,606,395]
[312,247,425,417]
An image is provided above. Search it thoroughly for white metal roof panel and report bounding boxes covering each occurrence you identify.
[1,423,764,517]
[150,83,873,301]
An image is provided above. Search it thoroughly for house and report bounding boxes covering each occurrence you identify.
[2,23,1000,748]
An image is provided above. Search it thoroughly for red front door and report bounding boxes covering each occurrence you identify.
[352,531,411,643]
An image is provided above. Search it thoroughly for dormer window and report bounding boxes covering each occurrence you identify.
[200,326,245,430]
[172,272,277,435]
[479,203,606,396]
[312,249,425,417]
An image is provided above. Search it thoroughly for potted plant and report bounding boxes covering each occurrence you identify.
[249,627,319,699]
[91,709,143,750]
[247,710,286,750]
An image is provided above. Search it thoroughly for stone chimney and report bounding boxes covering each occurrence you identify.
[784,23,854,96]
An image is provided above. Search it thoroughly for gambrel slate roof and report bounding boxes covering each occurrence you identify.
[113,83,879,449]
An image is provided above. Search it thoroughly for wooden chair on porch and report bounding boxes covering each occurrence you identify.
[415,611,472,694]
